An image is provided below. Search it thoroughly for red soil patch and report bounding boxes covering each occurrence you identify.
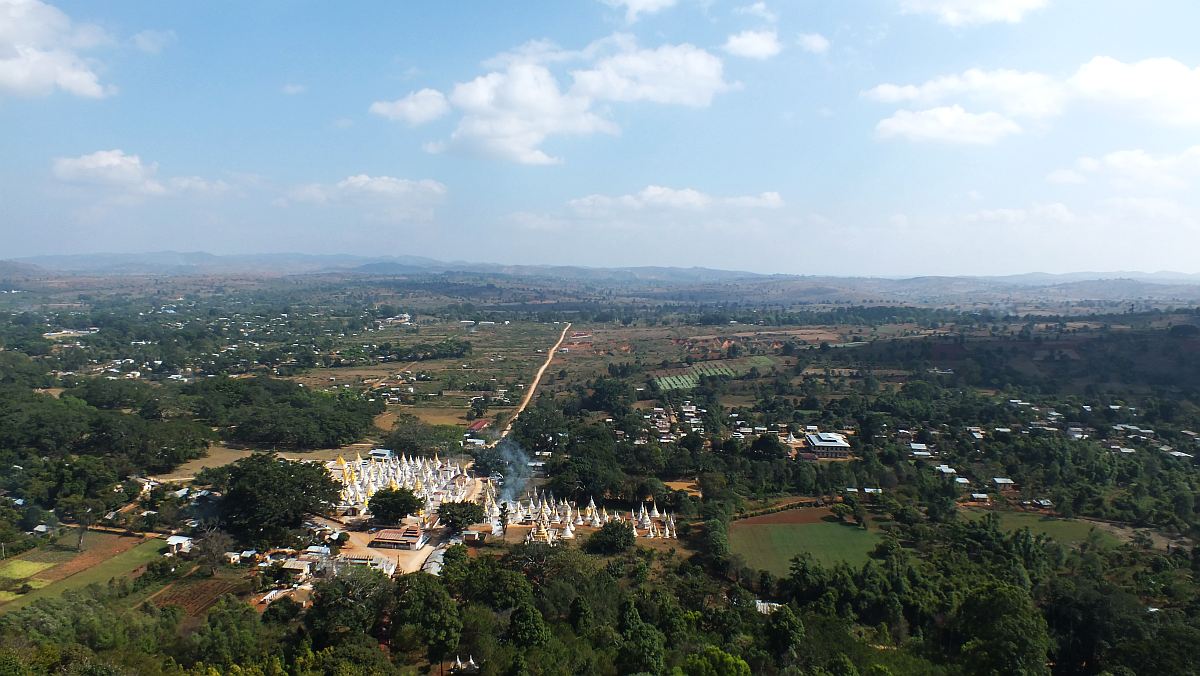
[735,507,832,526]
[38,532,147,582]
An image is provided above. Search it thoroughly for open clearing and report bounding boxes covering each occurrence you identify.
[729,509,882,574]
[961,509,1121,548]
[154,443,371,480]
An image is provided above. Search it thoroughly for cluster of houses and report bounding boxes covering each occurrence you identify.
[633,401,856,461]
[164,535,347,581]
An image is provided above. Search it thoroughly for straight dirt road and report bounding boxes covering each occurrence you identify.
[489,322,572,446]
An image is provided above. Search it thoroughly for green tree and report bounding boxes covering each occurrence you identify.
[767,605,805,658]
[586,521,635,555]
[438,501,486,532]
[394,573,461,664]
[187,596,268,667]
[368,487,420,524]
[618,604,665,675]
[508,602,550,647]
[950,582,1051,676]
[683,645,752,676]
[219,453,338,544]
[305,567,392,648]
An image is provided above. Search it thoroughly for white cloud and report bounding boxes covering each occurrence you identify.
[1070,56,1200,127]
[865,68,1065,118]
[1046,168,1085,184]
[876,106,1021,144]
[284,174,447,222]
[1060,146,1200,190]
[448,63,617,165]
[52,149,227,199]
[571,41,728,106]
[735,2,777,23]
[722,30,782,60]
[1102,196,1196,228]
[899,0,1049,26]
[281,83,306,95]
[797,33,830,54]
[53,149,164,194]
[131,29,175,54]
[403,35,728,164]
[569,185,782,214]
[0,0,113,98]
[600,0,677,23]
[369,88,450,125]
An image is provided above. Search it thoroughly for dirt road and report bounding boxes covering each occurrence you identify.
[489,322,572,447]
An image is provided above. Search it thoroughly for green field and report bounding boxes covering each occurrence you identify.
[961,509,1120,547]
[0,559,54,579]
[654,362,738,391]
[0,539,166,613]
[728,521,883,575]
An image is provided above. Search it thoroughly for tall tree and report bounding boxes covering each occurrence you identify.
[219,453,338,544]
[368,487,420,524]
[437,501,485,532]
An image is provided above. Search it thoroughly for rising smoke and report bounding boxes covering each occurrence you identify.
[496,438,532,502]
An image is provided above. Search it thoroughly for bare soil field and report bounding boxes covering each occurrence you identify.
[735,507,832,526]
[664,480,701,497]
[373,408,400,430]
[402,406,471,426]
[37,531,148,582]
[153,575,247,616]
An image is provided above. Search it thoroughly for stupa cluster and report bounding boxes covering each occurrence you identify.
[480,487,678,546]
[328,452,472,521]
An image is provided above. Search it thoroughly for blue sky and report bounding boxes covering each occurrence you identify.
[4,0,1200,275]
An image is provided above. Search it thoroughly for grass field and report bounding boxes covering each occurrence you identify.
[0,560,54,579]
[961,509,1120,547]
[0,538,166,613]
[729,511,883,575]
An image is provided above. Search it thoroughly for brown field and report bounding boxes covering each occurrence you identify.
[402,406,471,426]
[29,529,148,582]
[153,575,247,616]
[664,480,701,497]
[735,507,832,526]
[374,408,400,430]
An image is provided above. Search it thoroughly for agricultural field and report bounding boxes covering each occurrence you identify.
[0,532,165,612]
[152,570,250,622]
[654,362,738,391]
[292,320,562,430]
[728,508,883,575]
[960,508,1121,548]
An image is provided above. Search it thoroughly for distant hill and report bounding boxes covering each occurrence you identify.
[9,251,1200,305]
[12,251,761,283]
[982,271,1200,286]
[12,252,436,275]
[0,260,43,279]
